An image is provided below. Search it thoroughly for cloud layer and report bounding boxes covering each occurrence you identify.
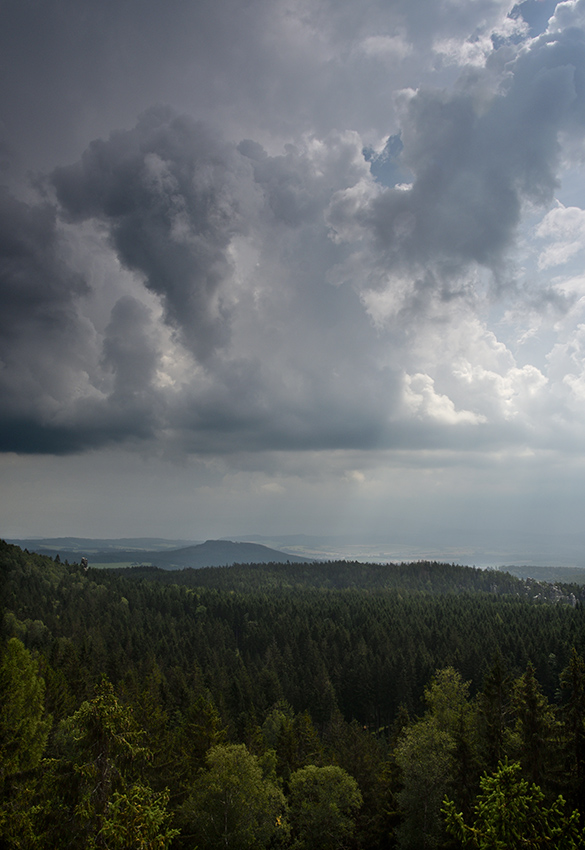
[4,0,585,540]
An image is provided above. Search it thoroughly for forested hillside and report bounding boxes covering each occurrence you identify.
[4,540,585,848]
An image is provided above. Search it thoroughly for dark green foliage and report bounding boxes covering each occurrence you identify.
[508,662,559,789]
[560,649,585,810]
[3,538,585,848]
[5,538,584,735]
[43,678,176,849]
[477,653,512,773]
[112,557,575,597]
[444,759,585,849]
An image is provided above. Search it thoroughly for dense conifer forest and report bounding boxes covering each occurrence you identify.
[4,539,585,848]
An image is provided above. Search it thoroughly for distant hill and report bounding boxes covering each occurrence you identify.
[149,540,310,569]
[500,564,585,584]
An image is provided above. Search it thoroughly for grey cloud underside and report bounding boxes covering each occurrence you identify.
[334,26,585,297]
[0,189,87,422]
[0,182,165,452]
[2,10,585,457]
[52,110,252,362]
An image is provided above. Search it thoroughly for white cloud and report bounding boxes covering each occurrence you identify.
[547,0,585,33]
[432,35,496,68]
[403,372,487,424]
[536,203,585,268]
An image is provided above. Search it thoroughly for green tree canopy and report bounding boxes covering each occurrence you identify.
[97,783,178,850]
[395,716,455,850]
[0,638,51,848]
[288,763,362,850]
[181,743,287,850]
[48,678,173,849]
[508,662,558,788]
[443,759,585,849]
[0,637,50,780]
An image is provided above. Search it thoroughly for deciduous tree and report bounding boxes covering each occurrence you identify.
[288,763,362,850]
[181,743,287,850]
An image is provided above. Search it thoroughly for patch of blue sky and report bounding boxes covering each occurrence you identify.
[511,0,559,38]
[363,134,412,188]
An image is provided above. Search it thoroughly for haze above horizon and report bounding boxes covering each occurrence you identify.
[8,528,585,570]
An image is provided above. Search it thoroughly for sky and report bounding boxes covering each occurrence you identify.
[4,0,585,558]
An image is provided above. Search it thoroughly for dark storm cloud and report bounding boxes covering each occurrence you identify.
[53,108,258,362]
[0,188,90,449]
[0,0,520,188]
[5,4,585,461]
[0,184,166,454]
[0,189,86,329]
[1,108,398,456]
[172,343,399,455]
[244,147,322,228]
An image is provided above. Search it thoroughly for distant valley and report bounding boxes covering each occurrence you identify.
[7,534,585,583]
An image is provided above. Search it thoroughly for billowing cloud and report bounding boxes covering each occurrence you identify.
[5,0,585,544]
[53,110,261,362]
[0,188,94,452]
[329,17,585,327]
[536,202,585,267]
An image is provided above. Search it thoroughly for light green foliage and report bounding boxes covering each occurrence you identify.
[69,677,147,754]
[52,678,174,849]
[97,784,178,850]
[66,678,148,819]
[395,717,455,850]
[182,743,287,850]
[0,638,50,779]
[427,668,481,817]
[0,638,51,848]
[395,667,479,850]
[424,667,472,734]
[288,764,362,850]
[443,759,585,849]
